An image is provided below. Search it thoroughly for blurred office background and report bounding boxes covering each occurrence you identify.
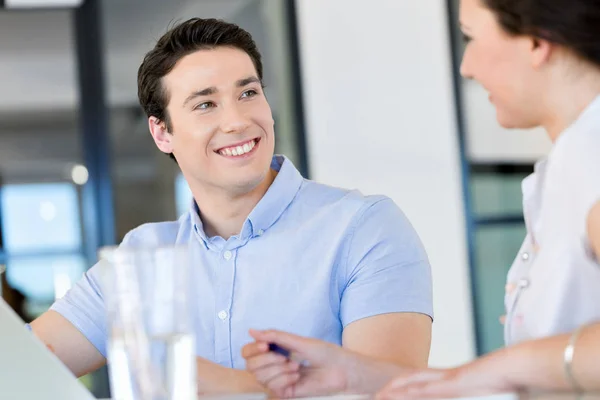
[0,0,551,397]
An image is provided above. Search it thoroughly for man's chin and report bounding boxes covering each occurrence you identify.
[223,172,271,196]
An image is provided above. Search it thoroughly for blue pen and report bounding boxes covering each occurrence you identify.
[268,343,309,367]
[268,343,291,358]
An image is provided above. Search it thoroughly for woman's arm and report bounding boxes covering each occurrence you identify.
[377,323,600,399]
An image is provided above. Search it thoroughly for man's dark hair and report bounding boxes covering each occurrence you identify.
[137,18,264,160]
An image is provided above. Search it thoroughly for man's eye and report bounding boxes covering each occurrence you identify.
[241,89,258,99]
[195,102,214,110]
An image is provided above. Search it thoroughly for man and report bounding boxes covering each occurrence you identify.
[30,18,433,393]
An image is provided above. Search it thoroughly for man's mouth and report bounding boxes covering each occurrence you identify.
[215,138,260,157]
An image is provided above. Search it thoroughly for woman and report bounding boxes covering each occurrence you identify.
[377,0,600,395]
[457,0,600,347]
[243,0,600,397]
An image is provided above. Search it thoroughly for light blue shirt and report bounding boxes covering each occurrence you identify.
[51,155,433,369]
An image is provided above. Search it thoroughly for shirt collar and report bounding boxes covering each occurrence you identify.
[245,155,304,237]
[189,155,304,244]
[521,158,547,239]
[523,94,600,224]
[542,93,600,172]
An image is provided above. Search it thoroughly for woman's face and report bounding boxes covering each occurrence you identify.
[459,0,548,130]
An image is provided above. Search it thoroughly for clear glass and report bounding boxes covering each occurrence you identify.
[99,245,197,400]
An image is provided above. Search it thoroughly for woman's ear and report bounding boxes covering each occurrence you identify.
[530,37,553,69]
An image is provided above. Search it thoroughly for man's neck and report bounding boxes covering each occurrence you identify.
[192,169,277,239]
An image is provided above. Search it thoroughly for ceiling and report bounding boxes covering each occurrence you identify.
[0,0,269,183]
[0,0,252,111]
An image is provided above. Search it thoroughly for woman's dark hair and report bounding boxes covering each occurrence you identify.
[137,18,263,160]
[482,0,600,67]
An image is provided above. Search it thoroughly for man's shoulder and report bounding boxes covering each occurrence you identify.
[120,213,191,246]
[299,179,395,216]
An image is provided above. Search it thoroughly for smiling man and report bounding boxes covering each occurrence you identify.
[29,18,434,393]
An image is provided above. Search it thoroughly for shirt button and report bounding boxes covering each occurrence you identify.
[521,252,530,261]
[518,278,530,288]
[217,310,228,320]
[223,250,232,260]
[257,229,264,236]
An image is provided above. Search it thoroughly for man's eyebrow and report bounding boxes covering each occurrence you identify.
[236,76,261,87]
[183,87,217,107]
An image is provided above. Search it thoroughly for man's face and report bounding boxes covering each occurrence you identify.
[152,46,275,196]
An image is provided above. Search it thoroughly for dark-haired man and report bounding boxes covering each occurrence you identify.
[31,18,433,393]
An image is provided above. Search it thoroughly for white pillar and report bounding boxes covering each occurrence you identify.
[295,0,476,367]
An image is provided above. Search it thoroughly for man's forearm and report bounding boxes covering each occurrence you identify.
[196,357,265,394]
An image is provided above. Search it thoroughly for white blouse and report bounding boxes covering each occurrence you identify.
[504,95,600,345]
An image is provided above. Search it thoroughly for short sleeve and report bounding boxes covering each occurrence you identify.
[49,230,138,358]
[340,197,433,327]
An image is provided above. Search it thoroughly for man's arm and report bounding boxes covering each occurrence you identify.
[343,313,432,368]
[340,197,433,368]
[30,311,106,377]
[31,310,264,393]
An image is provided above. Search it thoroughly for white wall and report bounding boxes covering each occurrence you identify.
[296,0,476,367]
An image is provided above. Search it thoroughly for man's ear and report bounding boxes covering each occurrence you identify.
[148,116,174,154]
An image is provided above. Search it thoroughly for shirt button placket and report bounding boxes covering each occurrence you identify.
[215,248,235,367]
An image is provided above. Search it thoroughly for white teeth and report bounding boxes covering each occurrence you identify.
[219,139,257,157]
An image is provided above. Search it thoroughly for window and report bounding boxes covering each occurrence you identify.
[0,183,85,312]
